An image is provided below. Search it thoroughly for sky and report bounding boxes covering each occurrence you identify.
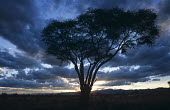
[0,0,170,94]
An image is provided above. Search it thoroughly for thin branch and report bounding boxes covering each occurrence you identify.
[90,41,125,87]
[87,60,99,85]
[85,63,92,84]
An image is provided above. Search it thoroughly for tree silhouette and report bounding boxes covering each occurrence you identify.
[42,8,159,102]
[168,81,170,87]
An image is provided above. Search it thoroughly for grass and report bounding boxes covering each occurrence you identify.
[0,89,170,110]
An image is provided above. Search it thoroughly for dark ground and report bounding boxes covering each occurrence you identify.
[0,88,170,110]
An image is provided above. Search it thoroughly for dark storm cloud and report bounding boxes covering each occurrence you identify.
[45,66,77,78]
[37,52,68,66]
[0,0,71,66]
[0,0,43,54]
[97,36,170,86]
[90,0,153,10]
[98,66,153,81]
[0,49,40,69]
[0,69,71,88]
[158,0,170,22]
[152,78,160,81]
[107,38,170,76]
[0,78,41,88]
[9,65,77,88]
[95,22,170,87]
[104,36,170,68]
[52,0,153,11]
[0,47,77,88]
[52,0,127,12]
[157,0,170,33]
[16,66,77,81]
[16,69,56,81]
[0,0,157,65]
[0,78,69,88]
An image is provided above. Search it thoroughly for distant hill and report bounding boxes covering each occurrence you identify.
[93,88,170,95]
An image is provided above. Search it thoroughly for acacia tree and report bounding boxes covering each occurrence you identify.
[42,8,158,100]
[168,81,170,87]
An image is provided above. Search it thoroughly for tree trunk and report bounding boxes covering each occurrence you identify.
[80,84,91,104]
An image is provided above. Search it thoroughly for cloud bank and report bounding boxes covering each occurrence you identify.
[0,0,170,91]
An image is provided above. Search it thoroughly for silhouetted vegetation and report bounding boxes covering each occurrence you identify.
[0,88,170,110]
[42,8,159,102]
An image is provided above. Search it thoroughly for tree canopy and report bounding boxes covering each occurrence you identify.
[42,8,159,97]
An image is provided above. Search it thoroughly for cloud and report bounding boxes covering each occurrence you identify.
[0,0,164,66]
[0,0,43,54]
[0,47,78,89]
[0,0,170,89]
[0,76,70,89]
[158,0,170,22]
[0,68,3,72]
[100,77,150,87]
[52,0,153,11]
[157,0,170,33]
[0,0,62,66]
[101,80,132,86]
[5,65,78,88]
[98,66,152,81]
[16,66,77,80]
[0,49,41,69]
[97,36,170,86]
[0,78,41,88]
[152,78,160,81]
